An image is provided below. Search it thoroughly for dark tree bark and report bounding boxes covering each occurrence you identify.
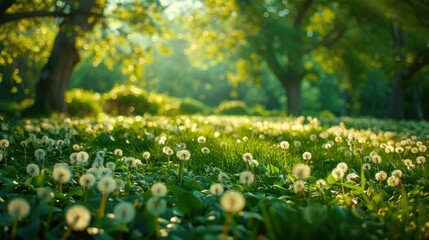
[282,77,302,115]
[34,0,102,114]
[387,23,406,120]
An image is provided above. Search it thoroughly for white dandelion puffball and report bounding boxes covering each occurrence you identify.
[151,182,168,197]
[26,163,40,176]
[197,136,206,144]
[176,149,191,161]
[66,205,91,231]
[97,175,117,194]
[302,151,312,161]
[331,167,345,181]
[142,151,151,160]
[146,198,167,216]
[292,164,311,180]
[52,165,71,184]
[239,171,255,185]
[220,191,246,213]
[242,152,253,162]
[293,180,306,193]
[8,198,31,221]
[79,173,96,188]
[209,183,224,196]
[280,141,290,150]
[336,162,348,173]
[392,169,403,178]
[375,171,387,182]
[114,202,136,224]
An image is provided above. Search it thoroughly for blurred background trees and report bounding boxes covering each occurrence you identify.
[0,0,428,119]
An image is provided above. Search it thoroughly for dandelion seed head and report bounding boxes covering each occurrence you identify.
[163,146,174,156]
[280,141,290,150]
[114,149,123,156]
[392,169,403,178]
[416,156,426,165]
[372,155,382,165]
[79,173,96,188]
[176,149,190,161]
[242,153,253,162]
[142,151,150,160]
[218,172,230,182]
[363,163,371,171]
[34,148,46,160]
[197,136,206,144]
[146,198,167,216]
[293,180,306,193]
[239,171,255,185]
[0,139,10,148]
[114,202,136,224]
[201,147,210,154]
[332,167,344,181]
[8,198,30,221]
[66,205,91,231]
[209,183,224,196]
[52,165,71,184]
[26,163,40,176]
[375,171,387,182]
[302,151,312,161]
[336,162,348,173]
[97,175,117,194]
[292,164,311,180]
[106,162,116,171]
[387,176,400,187]
[151,182,168,197]
[220,191,246,213]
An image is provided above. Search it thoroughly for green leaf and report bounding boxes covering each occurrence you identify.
[239,211,264,221]
[326,174,337,185]
[170,186,205,217]
[265,164,280,175]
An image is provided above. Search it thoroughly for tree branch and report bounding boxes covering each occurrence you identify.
[406,50,429,80]
[0,10,102,25]
[0,0,16,15]
[294,0,314,27]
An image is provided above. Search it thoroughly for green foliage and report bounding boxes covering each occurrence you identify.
[179,98,212,115]
[65,89,102,117]
[102,85,180,116]
[214,100,249,115]
[0,99,33,117]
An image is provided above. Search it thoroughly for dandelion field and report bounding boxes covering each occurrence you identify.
[0,115,428,240]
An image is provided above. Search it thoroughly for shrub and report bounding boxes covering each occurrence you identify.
[66,89,102,117]
[103,85,180,115]
[179,98,211,115]
[214,100,249,115]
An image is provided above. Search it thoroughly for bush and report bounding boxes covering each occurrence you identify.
[103,85,180,115]
[214,100,249,115]
[66,89,102,117]
[0,99,34,117]
[179,98,212,114]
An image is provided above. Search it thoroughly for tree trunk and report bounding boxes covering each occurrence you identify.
[387,70,405,120]
[33,0,101,114]
[387,23,406,120]
[35,35,80,113]
[282,78,302,116]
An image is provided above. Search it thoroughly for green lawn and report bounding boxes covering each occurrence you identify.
[0,115,428,239]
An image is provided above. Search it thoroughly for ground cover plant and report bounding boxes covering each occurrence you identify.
[0,115,428,239]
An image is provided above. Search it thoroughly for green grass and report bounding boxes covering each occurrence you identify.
[0,115,428,239]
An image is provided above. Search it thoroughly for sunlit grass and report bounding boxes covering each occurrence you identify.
[0,115,428,239]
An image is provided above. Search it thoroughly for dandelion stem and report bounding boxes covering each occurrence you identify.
[179,162,184,187]
[97,193,108,219]
[46,202,54,231]
[60,227,72,240]
[221,212,232,240]
[11,219,18,239]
